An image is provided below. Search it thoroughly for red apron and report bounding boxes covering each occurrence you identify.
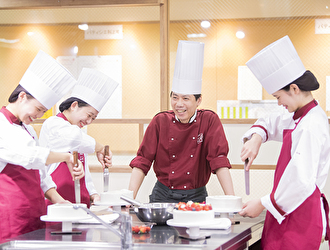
[45,113,90,208]
[0,108,46,243]
[261,112,328,249]
[45,153,90,207]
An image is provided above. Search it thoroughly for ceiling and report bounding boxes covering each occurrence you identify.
[0,0,329,25]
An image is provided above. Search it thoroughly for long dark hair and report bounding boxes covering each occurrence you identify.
[59,97,90,112]
[8,85,34,103]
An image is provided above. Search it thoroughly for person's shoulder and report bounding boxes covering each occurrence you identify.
[42,115,61,125]
[197,109,218,118]
[306,105,328,127]
[153,110,175,120]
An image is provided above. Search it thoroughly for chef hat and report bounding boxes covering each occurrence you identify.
[70,68,119,112]
[172,40,204,95]
[19,50,76,109]
[246,35,306,94]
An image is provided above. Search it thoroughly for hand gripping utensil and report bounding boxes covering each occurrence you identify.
[73,151,81,203]
[243,138,250,195]
[103,145,110,192]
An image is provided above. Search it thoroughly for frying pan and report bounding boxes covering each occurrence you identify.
[120,196,176,225]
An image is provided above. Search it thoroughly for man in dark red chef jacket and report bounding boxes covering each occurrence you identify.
[129,40,235,203]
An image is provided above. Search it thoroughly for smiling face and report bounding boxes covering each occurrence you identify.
[66,101,99,128]
[273,89,298,113]
[170,92,202,123]
[16,92,48,124]
[272,84,307,113]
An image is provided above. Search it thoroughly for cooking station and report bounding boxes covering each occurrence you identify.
[0,207,265,250]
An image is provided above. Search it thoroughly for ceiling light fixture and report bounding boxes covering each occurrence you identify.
[78,24,89,31]
[0,38,19,43]
[73,46,78,54]
[201,21,211,28]
[187,33,207,38]
[236,31,245,39]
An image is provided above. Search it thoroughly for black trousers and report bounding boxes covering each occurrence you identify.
[149,180,208,203]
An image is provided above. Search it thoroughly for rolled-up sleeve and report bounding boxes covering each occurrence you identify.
[205,113,231,174]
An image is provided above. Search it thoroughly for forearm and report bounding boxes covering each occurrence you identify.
[95,141,104,153]
[44,188,66,204]
[46,152,71,165]
[215,167,235,195]
[128,167,145,198]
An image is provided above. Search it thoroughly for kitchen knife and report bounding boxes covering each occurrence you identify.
[103,145,110,192]
[73,151,81,203]
[243,138,250,195]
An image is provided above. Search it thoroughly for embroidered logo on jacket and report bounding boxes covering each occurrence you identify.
[197,133,203,144]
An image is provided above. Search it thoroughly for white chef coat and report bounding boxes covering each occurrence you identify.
[39,115,98,196]
[242,104,330,224]
[0,112,54,193]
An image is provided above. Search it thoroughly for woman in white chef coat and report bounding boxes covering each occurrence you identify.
[239,36,330,249]
[0,51,84,243]
[39,68,118,208]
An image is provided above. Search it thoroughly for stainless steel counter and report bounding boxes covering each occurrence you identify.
[0,208,265,250]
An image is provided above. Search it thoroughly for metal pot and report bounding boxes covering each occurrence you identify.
[120,196,176,225]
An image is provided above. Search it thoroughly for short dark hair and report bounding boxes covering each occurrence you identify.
[170,91,201,101]
[8,85,34,103]
[59,97,89,112]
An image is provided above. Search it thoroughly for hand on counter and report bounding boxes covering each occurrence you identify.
[239,198,265,218]
[90,193,101,205]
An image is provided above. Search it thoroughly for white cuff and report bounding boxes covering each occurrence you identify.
[261,194,286,224]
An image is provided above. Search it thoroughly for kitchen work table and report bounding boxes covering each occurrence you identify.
[0,207,265,250]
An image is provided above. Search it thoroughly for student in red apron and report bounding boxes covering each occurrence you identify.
[0,51,84,243]
[39,68,118,207]
[239,36,330,249]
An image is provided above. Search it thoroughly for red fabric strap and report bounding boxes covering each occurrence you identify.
[251,124,268,141]
[321,193,330,245]
[270,192,286,216]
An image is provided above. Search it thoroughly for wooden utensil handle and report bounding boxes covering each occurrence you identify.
[104,145,109,156]
[73,151,78,167]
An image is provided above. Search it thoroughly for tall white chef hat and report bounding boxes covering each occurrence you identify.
[172,40,205,95]
[70,68,119,112]
[246,35,306,94]
[19,50,76,110]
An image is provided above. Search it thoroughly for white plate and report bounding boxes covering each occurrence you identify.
[213,208,242,213]
[40,215,92,222]
[167,218,231,229]
[74,213,119,224]
[94,201,129,206]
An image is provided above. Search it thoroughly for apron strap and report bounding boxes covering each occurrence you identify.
[321,193,330,245]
